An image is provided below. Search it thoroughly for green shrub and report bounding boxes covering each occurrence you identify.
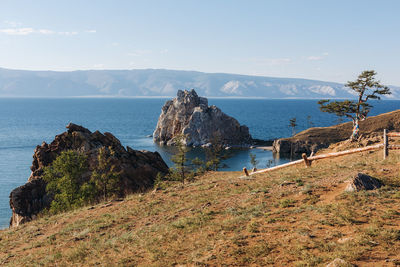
[43,150,92,213]
[279,198,296,208]
[90,146,122,201]
[43,147,122,214]
[169,134,191,183]
[249,153,259,169]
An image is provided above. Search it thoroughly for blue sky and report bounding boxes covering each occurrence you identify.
[0,0,399,85]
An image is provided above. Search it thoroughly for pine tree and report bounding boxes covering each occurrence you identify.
[191,157,205,175]
[205,133,228,171]
[249,152,259,169]
[43,150,89,213]
[170,134,190,183]
[318,70,390,140]
[90,146,121,201]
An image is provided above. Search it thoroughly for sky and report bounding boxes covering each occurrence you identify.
[0,0,399,85]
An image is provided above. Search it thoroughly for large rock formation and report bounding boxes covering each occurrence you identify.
[153,89,252,146]
[9,123,169,227]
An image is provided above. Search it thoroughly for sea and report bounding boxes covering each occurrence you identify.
[1,98,400,228]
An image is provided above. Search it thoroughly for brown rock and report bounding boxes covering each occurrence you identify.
[326,258,353,267]
[345,173,383,192]
[337,237,354,244]
[153,89,252,147]
[272,139,322,155]
[9,123,169,227]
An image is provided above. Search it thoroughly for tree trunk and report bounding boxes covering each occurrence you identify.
[104,183,106,201]
[350,118,359,140]
[181,154,185,184]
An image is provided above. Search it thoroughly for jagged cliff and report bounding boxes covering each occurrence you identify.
[153,89,252,147]
[9,123,169,227]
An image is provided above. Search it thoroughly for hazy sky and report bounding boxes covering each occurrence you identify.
[1,0,399,85]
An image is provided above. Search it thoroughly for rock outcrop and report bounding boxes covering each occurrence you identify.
[273,109,400,155]
[344,173,383,192]
[153,89,252,146]
[272,139,322,155]
[9,123,169,227]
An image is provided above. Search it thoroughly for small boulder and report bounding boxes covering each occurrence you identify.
[326,258,353,267]
[337,237,354,244]
[345,173,383,192]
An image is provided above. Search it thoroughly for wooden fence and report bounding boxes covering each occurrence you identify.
[383,129,400,159]
[242,129,400,177]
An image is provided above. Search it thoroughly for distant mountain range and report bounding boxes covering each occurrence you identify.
[0,68,399,99]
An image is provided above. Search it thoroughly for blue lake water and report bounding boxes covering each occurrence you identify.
[1,98,400,228]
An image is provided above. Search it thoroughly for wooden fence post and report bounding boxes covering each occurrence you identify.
[383,129,388,159]
[302,153,311,167]
[243,167,249,176]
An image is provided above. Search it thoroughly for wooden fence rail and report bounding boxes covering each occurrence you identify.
[387,132,400,137]
[242,129,400,177]
[383,129,400,158]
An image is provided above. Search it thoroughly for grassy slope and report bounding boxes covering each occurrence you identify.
[1,149,400,266]
[282,109,400,145]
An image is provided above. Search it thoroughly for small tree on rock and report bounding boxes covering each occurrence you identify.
[318,70,390,140]
[43,150,90,213]
[90,146,122,201]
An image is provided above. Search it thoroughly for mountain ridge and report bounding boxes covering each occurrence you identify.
[0,67,399,99]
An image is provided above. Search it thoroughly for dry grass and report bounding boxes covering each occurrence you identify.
[285,109,400,146]
[1,149,400,266]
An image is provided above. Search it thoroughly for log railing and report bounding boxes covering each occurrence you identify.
[242,129,399,177]
[384,129,400,159]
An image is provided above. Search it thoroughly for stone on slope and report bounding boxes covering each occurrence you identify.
[326,258,353,267]
[9,123,169,227]
[153,89,252,146]
[344,173,383,192]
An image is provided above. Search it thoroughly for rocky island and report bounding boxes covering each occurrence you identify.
[9,123,168,227]
[153,89,252,147]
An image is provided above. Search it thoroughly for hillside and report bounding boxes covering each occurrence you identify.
[273,109,400,154]
[1,145,400,266]
[1,67,400,98]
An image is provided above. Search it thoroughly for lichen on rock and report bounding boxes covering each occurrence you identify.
[153,89,252,147]
[344,173,383,192]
